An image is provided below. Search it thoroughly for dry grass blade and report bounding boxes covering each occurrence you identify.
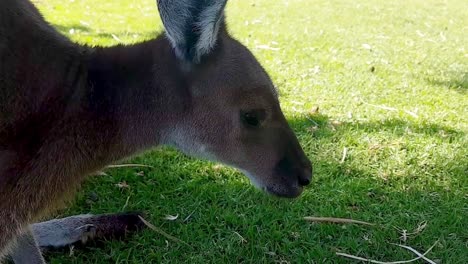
[233,231,247,243]
[111,33,122,42]
[336,240,438,264]
[404,110,419,118]
[106,164,154,169]
[115,181,130,189]
[362,102,419,118]
[363,102,398,111]
[121,196,131,211]
[137,215,191,248]
[256,44,280,51]
[391,242,438,264]
[340,147,348,164]
[183,210,196,222]
[163,214,179,221]
[304,216,375,226]
[68,245,75,257]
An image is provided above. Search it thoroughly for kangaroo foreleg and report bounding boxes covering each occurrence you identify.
[8,212,144,264]
[32,212,145,248]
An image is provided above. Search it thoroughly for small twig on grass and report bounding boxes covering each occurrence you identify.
[304,216,375,226]
[404,110,419,118]
[363,102,398,111]
[390,243,437,264]
[340,147,348,163]
[256,44,280,51]
[111,34,122,42]
[336,240,438,264]
[137,215,191,248]
[362,102,419,118]
[106,164,154,169]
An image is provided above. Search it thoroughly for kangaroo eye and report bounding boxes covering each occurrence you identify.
[243,112,259,126]
[241,109,266,128]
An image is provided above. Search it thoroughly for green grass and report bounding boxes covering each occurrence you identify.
[34,0,467,263]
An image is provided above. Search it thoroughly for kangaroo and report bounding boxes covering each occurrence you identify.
[0,0,313,262]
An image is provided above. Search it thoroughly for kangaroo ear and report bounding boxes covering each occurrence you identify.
[157,0,228,64]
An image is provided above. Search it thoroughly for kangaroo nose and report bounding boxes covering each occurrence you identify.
[298,163,312,186]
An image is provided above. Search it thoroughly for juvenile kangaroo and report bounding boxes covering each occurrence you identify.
[0,0,312,262]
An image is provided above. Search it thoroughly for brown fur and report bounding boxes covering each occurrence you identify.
[0,0,312,257]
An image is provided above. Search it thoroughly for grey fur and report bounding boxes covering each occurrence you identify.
[9,228,45,264]
[32,214,96,248]
[157,0,228,63]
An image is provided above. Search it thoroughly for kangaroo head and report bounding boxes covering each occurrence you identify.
[157,0,312,198]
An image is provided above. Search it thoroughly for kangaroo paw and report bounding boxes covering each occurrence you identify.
[32,212,145,248]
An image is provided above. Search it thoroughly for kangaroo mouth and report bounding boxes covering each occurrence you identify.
[241,170,304,198]
[264,185,303,198]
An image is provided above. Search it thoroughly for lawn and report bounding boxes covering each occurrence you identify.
[34,0,467,263]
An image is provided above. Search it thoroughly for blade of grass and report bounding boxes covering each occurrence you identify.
[137,215,191,248]
[304,216,375,226]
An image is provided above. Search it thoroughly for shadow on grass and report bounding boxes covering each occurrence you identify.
[425,72,468,93]
[289,114,466,185]
[55,113,466,216]
[289,113,464,141]
[45,115,466,262]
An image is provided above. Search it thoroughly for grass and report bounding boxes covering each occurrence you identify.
[33,0,467,263]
